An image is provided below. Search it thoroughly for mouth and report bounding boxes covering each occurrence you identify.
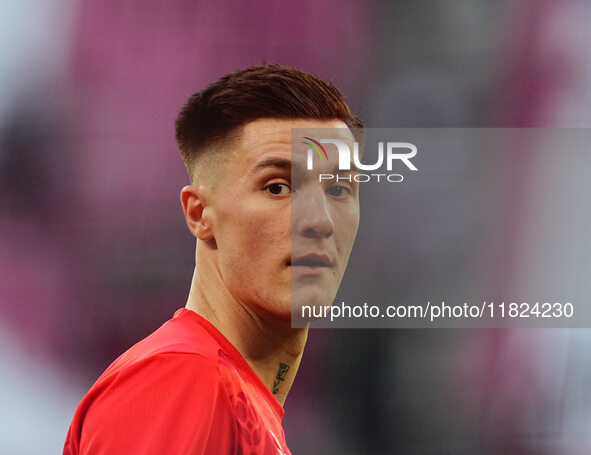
[288,254,332,275]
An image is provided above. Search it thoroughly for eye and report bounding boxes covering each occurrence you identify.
[327,185,351,198]
[265,182,291,195]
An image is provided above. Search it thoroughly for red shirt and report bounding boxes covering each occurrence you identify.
[64,308,291,454]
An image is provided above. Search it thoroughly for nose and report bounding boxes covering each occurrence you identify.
[293,188,335,239]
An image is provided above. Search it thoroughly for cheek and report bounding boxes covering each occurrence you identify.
[250,219,291,262]
[217,205,290,268]
[217,205,291,308]
[336,206,360,245]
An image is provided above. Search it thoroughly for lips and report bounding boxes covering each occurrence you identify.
[289,253,332,268]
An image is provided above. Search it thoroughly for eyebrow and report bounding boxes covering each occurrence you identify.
[253,157,308,176]
[252,157,357,178]
[254,157,292,171]
[331,163,358,175]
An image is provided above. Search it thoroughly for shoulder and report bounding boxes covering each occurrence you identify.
[68,349,238,453]
[103,308,222,375]
[83,351,229,420]
[87,308,233,411]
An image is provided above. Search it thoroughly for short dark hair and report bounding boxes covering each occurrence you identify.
[175,63,363,180]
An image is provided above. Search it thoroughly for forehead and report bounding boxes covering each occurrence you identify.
[235,118,351,162]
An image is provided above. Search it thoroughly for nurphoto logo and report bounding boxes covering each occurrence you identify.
[303,137,418,183]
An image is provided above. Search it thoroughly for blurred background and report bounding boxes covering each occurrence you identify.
[1,0,591,453]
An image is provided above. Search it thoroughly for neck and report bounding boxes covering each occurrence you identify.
[185,266,308,406]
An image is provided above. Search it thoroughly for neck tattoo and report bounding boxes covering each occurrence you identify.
[272,362,290,394]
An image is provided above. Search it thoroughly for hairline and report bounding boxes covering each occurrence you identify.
[188,115,352,185]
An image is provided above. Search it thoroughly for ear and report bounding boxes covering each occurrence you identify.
[180,185,214,241]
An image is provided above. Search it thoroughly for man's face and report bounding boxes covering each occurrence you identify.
[207,118,359,322]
